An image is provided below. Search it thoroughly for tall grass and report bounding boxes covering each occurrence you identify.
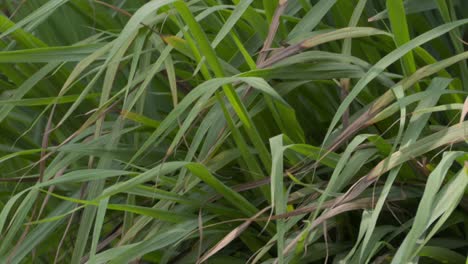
[0,0,467,263]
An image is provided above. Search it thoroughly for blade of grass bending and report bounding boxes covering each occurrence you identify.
[174,1,272,170]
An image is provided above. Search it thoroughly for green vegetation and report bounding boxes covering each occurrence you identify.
[0,0,467,263]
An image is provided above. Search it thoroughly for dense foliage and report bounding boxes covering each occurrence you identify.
[0,0,467,263]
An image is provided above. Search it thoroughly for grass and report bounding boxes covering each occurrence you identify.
[0,0,467,263]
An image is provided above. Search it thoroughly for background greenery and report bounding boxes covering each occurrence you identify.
[0,0,467,263]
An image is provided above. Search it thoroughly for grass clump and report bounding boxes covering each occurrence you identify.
[0,0,467,263]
